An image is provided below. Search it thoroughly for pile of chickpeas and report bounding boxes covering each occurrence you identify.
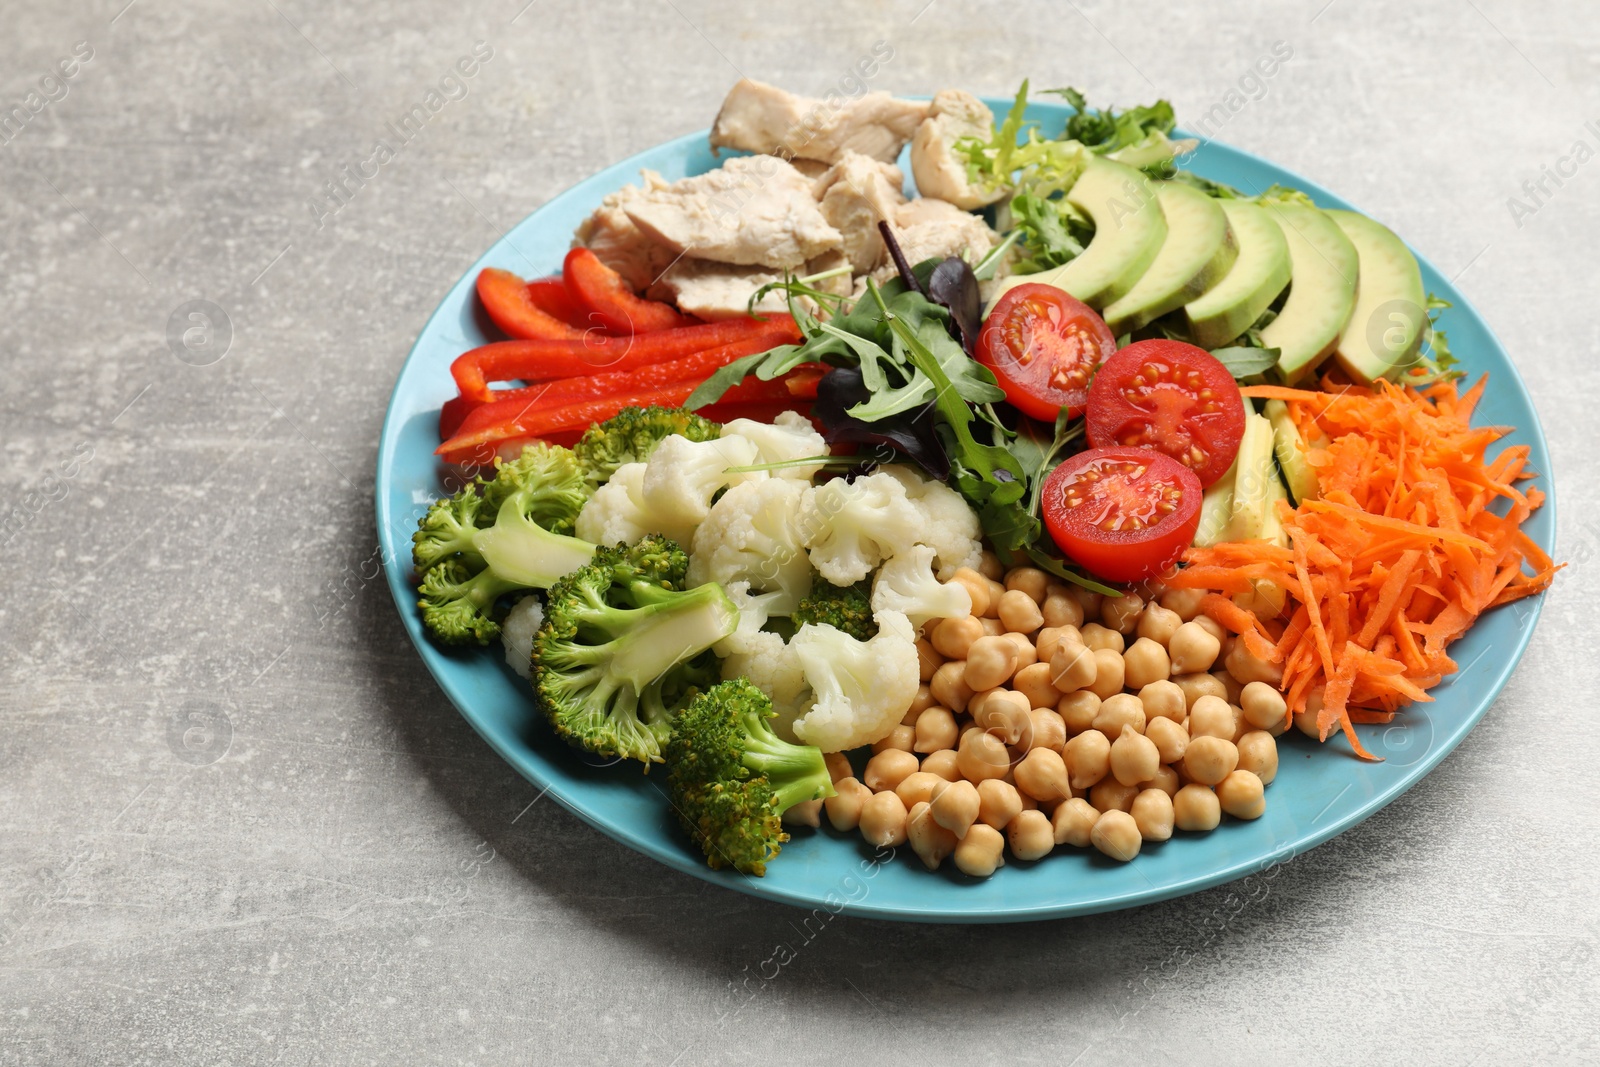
[785,552,1291,877]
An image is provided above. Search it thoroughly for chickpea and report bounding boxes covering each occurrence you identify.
[1240,680,1288,731]
[1041,592,1085,630]
[1145,715,1189,765]
[1188,695,1237,741]
[1123,637,1172,690]
[921,749,961,781]
[1004,632,1038,671]
[1158,586,1209,621]
[1236,730,1279,785]
[1093,693,1147,739]
[859,790,909,847]
[1058,690,1101,735]
[1049,641,1098,693]
[1225,640,1284,687]
[930,661,975,713]
[1064,729,1112,790]
[983,579,1007,618]
[1141,763,1181,798]
[1138,679,1187,723]
[1052,797,1099,846]
[956,727,1011,783]
[978,550,1004,580]
[932,615,983,660]
[1035,625,1078,665]
[1167,620,1222,674]
[913,706,959,754]
[1004,566,1050,604]
[979,617,1006,638]
[1014,747,1070,802]
[1131,788,1175,841]
[1172,783,1221,831]
[963,635,1020,692]
[872,724,915,754]
[1216,770,1266,820]
[1134,602,1182,647]
[1069,586,1103,618]
[1011,662,1060,711]
[1101,593,1145,634]
[1109,725,1161,787]
[1182,735,1239,787]
[895,770,944,809]
[1172,671,1228,710]
[1086,648,1127,700]
[1211,669,1245,705]
[1007,809,1055,861]
[906,801,959,871]
[1028,708,1067,754]
[977,779,1024,830]
[953,823,1006,877]
[1193,614,1227,644]
[929,778,981,837]
[1090,809,1142,861]
[863,748,920,793]
[997,589,1044,635]
[972,689,1030,746]
[1079,622,1125,654]
[824,751,853,784]
[915,638,943,683]
[1089,779,1139,814]
[949,568,991,618]
[782,798,823,828]
[824,777,872,831]
[1229,705,1250,743]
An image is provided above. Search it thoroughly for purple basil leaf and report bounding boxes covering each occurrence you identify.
[927,257,982,356]
[814,367,951,480]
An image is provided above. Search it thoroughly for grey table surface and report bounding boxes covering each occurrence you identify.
[2,0,1597,1063]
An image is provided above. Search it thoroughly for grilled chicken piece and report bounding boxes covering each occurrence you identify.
[623,155,841,270]
[909,90,1006,211]
[814,151,907,274]
[710,79,929,164]
[573,171,684,291]
[653,249,853,320]
[874,197,998,281]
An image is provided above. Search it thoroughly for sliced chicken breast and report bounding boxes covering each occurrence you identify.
[710,79,929,164]
[909,89,1006,211]
[573,170,684,291]
[814,151,907,274]
[875,197,998,280]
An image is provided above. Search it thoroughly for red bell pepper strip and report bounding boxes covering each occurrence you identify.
[564,247,696,333]
[525,276,594,330]
[449,314,799,403]
[476,268,587,340]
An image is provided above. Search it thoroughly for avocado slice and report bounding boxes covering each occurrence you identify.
[1257,204,1359,383]
[1183,201,1291,349]
[1264,398,1320,504]
[988,157,1167,309]
[1326,209,1426,383]
[1226,410,1278,541]
[1102,182,1238,334]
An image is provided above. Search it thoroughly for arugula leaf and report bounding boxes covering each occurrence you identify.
[1209,346,1281,378]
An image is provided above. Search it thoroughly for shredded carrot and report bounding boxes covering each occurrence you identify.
[1181,375,1559,760]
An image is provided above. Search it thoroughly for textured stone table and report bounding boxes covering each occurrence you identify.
[2,1,1595,1063]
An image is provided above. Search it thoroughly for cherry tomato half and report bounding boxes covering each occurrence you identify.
[1041,446,1203,584]
[977,283,1117,421]
[1085,339,1245,488]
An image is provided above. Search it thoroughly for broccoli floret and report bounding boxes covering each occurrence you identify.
[412,443,595,646]
[573,405,720,484]
[791,576,877,641]
[533,536,739,765]
[664,678,835,876]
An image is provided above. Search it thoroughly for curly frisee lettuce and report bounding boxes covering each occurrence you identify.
[412,443,594,646]
[664,678,834,876]
[533,536,739,765]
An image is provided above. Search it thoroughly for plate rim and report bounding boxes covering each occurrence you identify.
[374,104,1556,923]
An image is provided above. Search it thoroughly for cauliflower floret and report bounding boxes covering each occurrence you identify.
[639,433,761,529]
[798,472,923,585]
[713,582,812,740]
[500,595,545,679]
[871,545,973,630]
[878,465,983,579]
[721,410,828,480]
[788,610,920,752]
[687,478,812,614]
[573,462,697,548]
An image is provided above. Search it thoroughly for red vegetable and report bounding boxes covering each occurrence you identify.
[1085,338,1245,488]
[475,268,587,340]
[449,315,800,403]
[1040,446,1203,583]
[976,283,1116,421]
[564,247,696,333]
[525,276,594,329]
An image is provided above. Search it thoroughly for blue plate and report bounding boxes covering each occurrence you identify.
[376,100,1555,922]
